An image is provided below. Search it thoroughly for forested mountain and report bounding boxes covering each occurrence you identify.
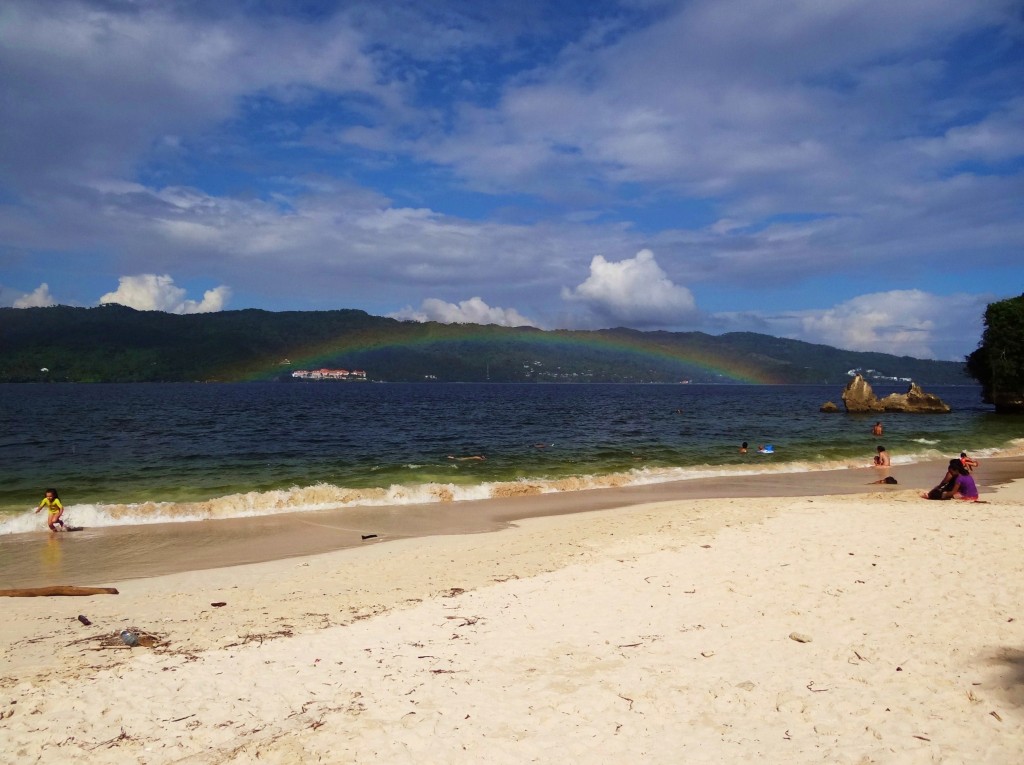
[0,305,970,385]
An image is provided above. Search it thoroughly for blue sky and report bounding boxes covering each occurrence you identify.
[1,0,1022,360]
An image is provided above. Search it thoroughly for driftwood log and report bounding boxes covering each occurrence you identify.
[0,585,119,597]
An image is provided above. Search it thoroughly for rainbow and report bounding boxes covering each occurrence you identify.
[223,321,778,384]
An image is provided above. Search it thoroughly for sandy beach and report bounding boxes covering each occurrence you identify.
[2,469,1023,763]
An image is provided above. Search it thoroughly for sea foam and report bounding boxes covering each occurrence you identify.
[0,459,857,535]
[3,441,1021,535]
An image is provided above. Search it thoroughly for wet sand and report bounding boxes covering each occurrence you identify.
[2,456,1022,590]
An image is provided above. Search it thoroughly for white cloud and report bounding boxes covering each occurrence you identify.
[99,274,231,314]
[12,283,57,308]
[561,249,698,327]
[390,297,538,327]
[715,290,991,361]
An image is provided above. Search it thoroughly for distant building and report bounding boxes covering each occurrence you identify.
[291,368,367,381]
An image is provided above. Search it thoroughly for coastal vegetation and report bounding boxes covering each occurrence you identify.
[0,304,970,385]
[965,293,1024,412]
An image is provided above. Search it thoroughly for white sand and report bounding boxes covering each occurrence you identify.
[2,482,1023,764]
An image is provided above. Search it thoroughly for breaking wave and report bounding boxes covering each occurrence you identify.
[3,440,1021,536]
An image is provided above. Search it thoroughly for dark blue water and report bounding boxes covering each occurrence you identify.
[1,382,1019,531]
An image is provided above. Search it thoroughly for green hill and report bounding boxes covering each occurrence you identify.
[0,305,970,385]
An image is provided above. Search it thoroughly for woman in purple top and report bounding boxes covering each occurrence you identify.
[946,465,979,501]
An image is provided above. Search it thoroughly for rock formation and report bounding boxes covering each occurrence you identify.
[819,401,839,412]
[840,374,950,413]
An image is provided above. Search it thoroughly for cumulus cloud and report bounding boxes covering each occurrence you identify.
[99,275,231,314]
[561,249,698,327]
[13,283,57,308]
[715,290,991,361]
[792,290,988,360]
[390,297,538,327]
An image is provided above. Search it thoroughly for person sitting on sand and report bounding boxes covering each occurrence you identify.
[922,459,962,500]
[872,445,890,467]
[35,488,65,532]
[946,464,979,501]
[959,451,979,473]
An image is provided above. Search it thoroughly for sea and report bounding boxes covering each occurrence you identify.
[2,381,1022,537]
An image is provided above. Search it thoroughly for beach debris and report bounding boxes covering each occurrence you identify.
[361,533,378,540]
[224,629,293,647]
[990,711,1003,722]
[0,585,119,597]
[77,614,92,626]
[789,632,813,643]
[445,615,480,628]
[211,601,227,607]
[89,728,135,750]
[99,627,163,649]
[71,627,165,651]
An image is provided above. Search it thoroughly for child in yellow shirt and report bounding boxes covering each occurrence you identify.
[35,488,65,531]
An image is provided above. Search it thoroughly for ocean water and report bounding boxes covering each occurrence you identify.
[1,382,1021,534]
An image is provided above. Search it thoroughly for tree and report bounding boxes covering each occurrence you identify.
[966,294,1024,412]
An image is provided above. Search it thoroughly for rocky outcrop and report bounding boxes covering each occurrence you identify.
[840,374,950,413]
[819,401,839,412]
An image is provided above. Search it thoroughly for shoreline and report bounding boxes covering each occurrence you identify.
[1,475,1022,762]
[2,455,1023,590]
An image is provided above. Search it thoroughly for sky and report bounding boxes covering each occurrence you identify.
[1,1,1022,361]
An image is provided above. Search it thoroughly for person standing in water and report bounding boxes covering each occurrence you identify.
[35,488,65,531]
[959,451,979,472]
[872,421,883,437]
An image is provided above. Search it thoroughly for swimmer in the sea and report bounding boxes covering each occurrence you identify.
[447,455,486,461]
